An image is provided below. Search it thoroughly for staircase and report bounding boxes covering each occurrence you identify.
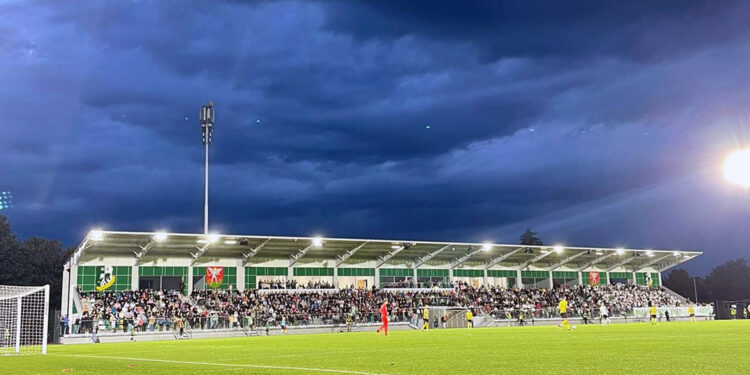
[662,286,690,304]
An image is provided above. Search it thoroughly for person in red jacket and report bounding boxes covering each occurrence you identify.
[377,301,388,336]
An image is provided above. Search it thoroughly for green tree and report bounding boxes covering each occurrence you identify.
[0,215,71,310]
[663,268,706,302]
[704,258,750,301]
[519,228,543,246]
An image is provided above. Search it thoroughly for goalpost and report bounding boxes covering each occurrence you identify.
[0,285,49,355]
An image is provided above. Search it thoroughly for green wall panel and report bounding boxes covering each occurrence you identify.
[246,267,287,276]
[338,268,375,277]
[380,268,414,277]
[293,267,334,276]
[552,271,577,279]
[245,275,257,289]
[521,270,549,278]
[635,272,647,285]
[453,269,484,278]
[651,272,660,286]
[608,272,633,280]
[487,270,517,278]
[417,269,449,277]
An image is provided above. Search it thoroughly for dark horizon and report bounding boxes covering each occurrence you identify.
[3,1,750,276]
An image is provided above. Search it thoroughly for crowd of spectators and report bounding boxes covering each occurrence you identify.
[64,283,682,335]
[257,279,335,290]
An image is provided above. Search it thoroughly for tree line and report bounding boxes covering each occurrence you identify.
[0,216,72,310]
[663,259,750,303]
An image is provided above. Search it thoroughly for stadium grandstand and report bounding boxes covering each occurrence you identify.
[57,230,704,343]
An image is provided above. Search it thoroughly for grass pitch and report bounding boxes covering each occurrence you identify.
[2,320,748,374]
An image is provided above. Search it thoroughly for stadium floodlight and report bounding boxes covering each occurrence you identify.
[199,101,215,234]
[207,233,220,244]
[595,251,604,256]
[312,236,324,248]
[673,251,680,257]
[153,231,168,242]
[553,245,564,254]
[723,148,750,188]
[224,240,237,245]
[616,248,625,255]
[481,243,492,252]
[89,230,104,241]
[645,250,654,257]
[0,191,12,210]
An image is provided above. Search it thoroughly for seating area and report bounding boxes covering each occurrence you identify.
[64,283,683,336]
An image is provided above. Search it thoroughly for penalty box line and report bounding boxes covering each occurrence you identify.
[50,354,391,375]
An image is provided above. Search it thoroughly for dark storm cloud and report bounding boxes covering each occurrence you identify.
[2,0,750,275]
[324,0,750,61]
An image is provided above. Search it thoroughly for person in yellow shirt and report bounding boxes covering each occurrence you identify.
[687,305,696,323]
[649,304,658,325]
[465,309,473,328]
[558,297,571,331]
[421,307,430,331]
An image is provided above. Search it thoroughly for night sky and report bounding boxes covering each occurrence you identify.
[3,1,750,275]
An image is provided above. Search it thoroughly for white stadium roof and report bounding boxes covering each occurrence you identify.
[70,230,701,272]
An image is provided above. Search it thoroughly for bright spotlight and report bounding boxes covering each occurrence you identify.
[673,251,680,257]
[616,248,624,255]
[90,230,104,241]
[645,250,654,257]
[553,245,564,254]
[724,148,750,188]
[206,233,220,244]
[312,236,324,248]
[224,240,237,245]
[481,243,492,252]
[153,231,168,242]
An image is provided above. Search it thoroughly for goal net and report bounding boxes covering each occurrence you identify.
[0,285,49,355]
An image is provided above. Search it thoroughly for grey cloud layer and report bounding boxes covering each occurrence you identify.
[2,0,750,274]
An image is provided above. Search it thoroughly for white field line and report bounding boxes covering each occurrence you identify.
[50,354,392,375]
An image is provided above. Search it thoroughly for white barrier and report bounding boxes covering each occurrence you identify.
[632,306,712,318]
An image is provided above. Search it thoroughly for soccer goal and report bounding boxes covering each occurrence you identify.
[0,285,49,355]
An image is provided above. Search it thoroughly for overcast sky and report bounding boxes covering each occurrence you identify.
[2,0,750,275]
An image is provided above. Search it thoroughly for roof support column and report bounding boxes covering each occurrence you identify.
[131,265,139,291]
[516,272,523,289]
[548,271,553,289]
[67,264,78,319]
[333,266,339,288]
[187,266,194,293]
[412,268,418,288]
[375,268,381,288]
[577,272,583,286]
[483,270,488,287]
[236,266,245,292]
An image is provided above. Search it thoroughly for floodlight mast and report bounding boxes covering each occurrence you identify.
[200,102,214,234]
